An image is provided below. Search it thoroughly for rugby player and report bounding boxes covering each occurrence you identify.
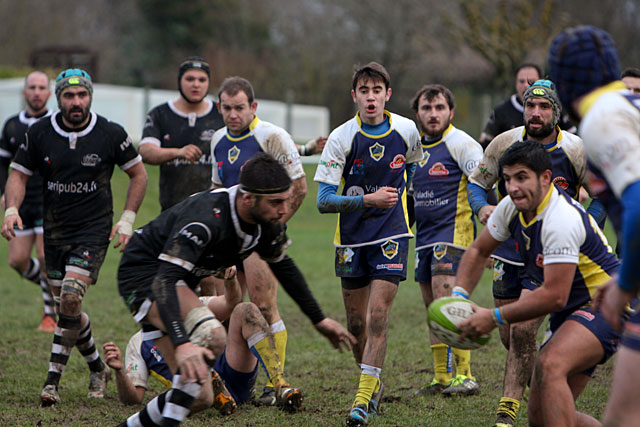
[314,62,422,426]
[1,68,148,406]
[467,79,605,427]
[479,64,541,148]
[211,76,355,406]
[139,56,224,212]
[547,25,640,427]
[116,153,303,426]
[458,141,621,427]
[0,71,56,332]
[409,84,483,397]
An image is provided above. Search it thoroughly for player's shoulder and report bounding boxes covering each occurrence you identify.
[389,112,419,135]
[253,118,289,139]
[211,127,227,144]
[148,102,171,116]
[541,189,585,236]
[328,116,360,144]
[1,112,21,129]
[485,127,523,156]
[444,125,481,148]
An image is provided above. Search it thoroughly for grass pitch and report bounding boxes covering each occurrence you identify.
[0,165,615,426]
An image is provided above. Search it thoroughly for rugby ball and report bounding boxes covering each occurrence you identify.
[427,296,490,350]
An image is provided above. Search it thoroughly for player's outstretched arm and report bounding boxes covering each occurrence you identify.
[456,227,501,296]
[314,317,357,352]
[139,143,203,164]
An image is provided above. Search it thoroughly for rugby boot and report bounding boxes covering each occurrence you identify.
[37,314,57,333]
[211,369,236,415]
[40,384,61,407]
[276,384,304,412]
[415,378,451,396]
[346,404,369,426]
[368,380,383,417]
[88,365,111,398]
[441,374,479,397]
[254,385,276,406]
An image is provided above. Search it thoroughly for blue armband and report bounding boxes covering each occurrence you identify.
[467,182,489,216]
[317,182,364,213]
[406,163,417,186]
[618,181,640,292]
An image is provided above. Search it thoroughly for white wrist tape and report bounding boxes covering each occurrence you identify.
[116,209,136,236]
[303,138,318,155]
[4,206,18,218]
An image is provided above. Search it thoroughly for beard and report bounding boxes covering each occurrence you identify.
[525,120,554,139]
[61,103,90,126]
[26,98,47,113]
[422,120,449,139]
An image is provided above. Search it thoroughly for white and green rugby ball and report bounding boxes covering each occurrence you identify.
[427,296,490,350]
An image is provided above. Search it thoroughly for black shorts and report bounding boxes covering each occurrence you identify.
[45,241,108,286]
[13,201,43,236]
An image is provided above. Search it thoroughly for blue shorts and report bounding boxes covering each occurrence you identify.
[492,260,526,300]
[415,244,465,284]
[545,306,621,376]
[45,241,109,285]
[214,350,258,404]
[621,309,640,352]
[335,238,409,281]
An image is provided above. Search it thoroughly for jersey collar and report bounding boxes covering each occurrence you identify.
[226,185,262,252]
[51,111,98,139]
[226,116,259,142]
[19,109,52,127]
[510,94,524,113]
[518,185,555,227]
[578,81,627,118]
[356,110,393,139]
[168,98,213,118]
[521,126,562,151]
[421,123,453,148]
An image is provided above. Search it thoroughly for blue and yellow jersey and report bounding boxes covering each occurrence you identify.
[124,331,172,390]
[210,116,304,187]
[314,111,422,247]
[413,124,483,250]
[487,186,619,328]
[469,126,587,264]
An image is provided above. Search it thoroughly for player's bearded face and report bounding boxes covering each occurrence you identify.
[249,193,290,224]
[416,93,453,139]
[59,87,91,126]
[502,164,547,215]
[524,98,555,139]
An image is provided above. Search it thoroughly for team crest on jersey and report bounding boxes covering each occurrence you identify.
[380,240,399,260]
[493,260,505,281]
[433,244,447,260]
[346,186,364,196]
[369,143,385,161]
[81,153,101,167]
[337,247,354,264]
[429,162,449,176]
[521,230,531,251]
[228,145,240,164]
[419,150,431,168]
[553,176,569,190]
[389,154,405,170]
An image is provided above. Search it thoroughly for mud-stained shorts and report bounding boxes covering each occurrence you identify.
[45,241,108,286]
[415,244,465,284]
[492,260,526,300]
[335,238,409,284]
[214,350,259,404]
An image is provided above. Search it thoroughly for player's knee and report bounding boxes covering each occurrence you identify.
[184,305,224,356]
[346,310,365,337]
[510,323,538,351]
[368,306,389,336]
[236,301,262,322]
[59,277,88,314]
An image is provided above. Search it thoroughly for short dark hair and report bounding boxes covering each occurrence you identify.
[352,62,391,91]
[515,63,542,79]
[239,152,292,195]
[621,67,640,79]
[499,140,551,177]
[218,76,255,104]
[410,84,455,112]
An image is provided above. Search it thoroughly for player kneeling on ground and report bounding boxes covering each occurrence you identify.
[456,141,623,427]
[116,153,302,426]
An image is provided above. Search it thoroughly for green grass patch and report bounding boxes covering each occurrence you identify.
[0,164,615,426]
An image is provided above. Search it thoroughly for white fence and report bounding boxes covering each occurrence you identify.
[0,78,330,145]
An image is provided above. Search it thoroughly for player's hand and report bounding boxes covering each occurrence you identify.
[592,278,635,332]
[175,342,214,383]
[109,224,131,252]
[214,266,237,280]
[363,186,398,209]
[478,205,496,225]
[459,305,495,339]
[177,145,202,163]
[312,137,328,154]
[314,317,357,352]
[1,210,22,240]
[103,342,124,371]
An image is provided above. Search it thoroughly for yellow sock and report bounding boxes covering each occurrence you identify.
[497,397,520,421]
[431,344,452,384]
[265,321,287,388]
[353,373,378,407]
[452,347,472,377]
[248,331,285,388]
